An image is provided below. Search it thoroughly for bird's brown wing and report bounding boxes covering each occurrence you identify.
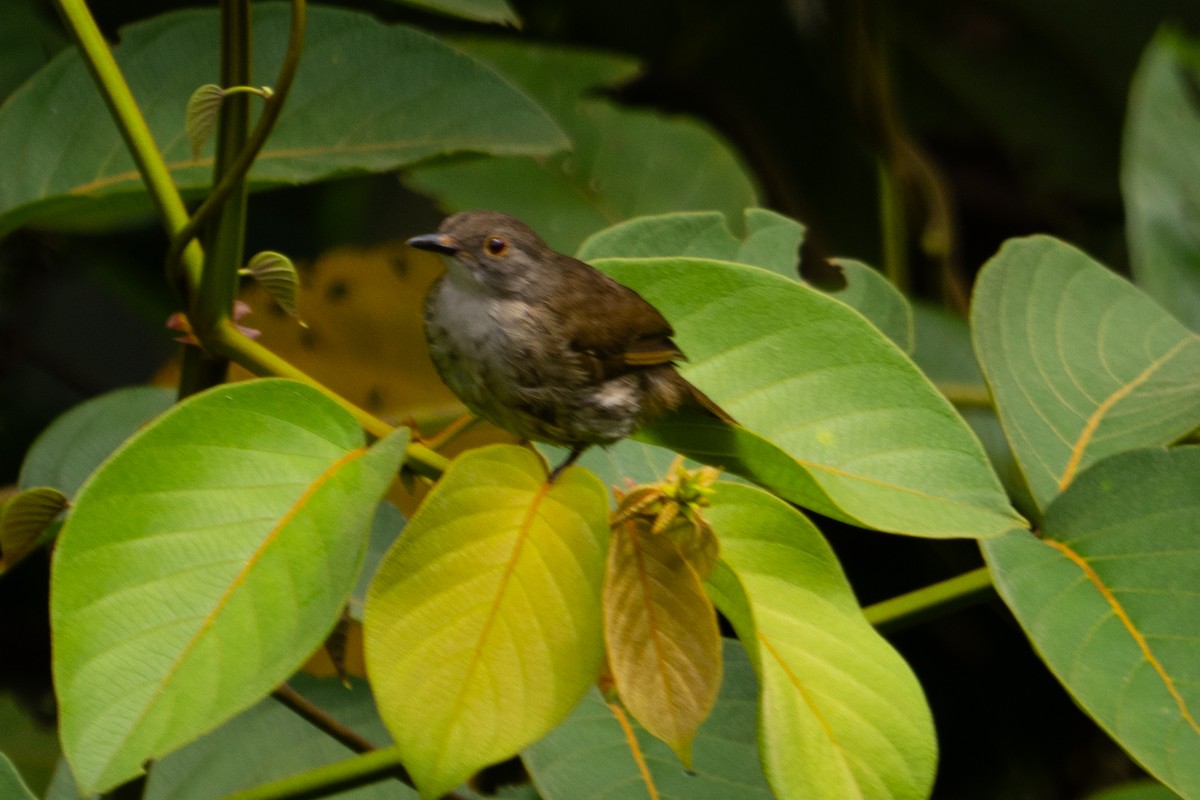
[556,257,685,381]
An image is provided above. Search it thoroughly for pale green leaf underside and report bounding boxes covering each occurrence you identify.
[706,483,937,800]
[984,447,1200,799]
[19,387,174,497]
[971,235,1200,511]
[596,256,1020,538]
[1122,27,1200,331]
[0,5,565,234]
[579,209,913,352]
[363,445,608,800]
[51,379,408,793]
[524,640,771,799]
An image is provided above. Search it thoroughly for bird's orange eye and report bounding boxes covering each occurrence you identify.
[484,235,509,256]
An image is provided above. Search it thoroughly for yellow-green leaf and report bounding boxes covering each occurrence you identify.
[363,445,608,799]
[706,483,937,799]
[604,517,722,767]
[243,251,301,318]
[51,379,409,793]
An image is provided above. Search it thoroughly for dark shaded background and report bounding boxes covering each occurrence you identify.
[3,0,1199,796]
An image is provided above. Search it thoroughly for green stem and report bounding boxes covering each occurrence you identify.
[209,320,450,479]
[220,745,409,800]
[179,0,253,395]
[52,0,203,294]
[936,381,993,409]
[863,566,994,634]
[166,0,306,282]
[877,155,908,291]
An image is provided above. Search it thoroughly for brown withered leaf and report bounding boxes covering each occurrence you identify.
[603,515,722,767]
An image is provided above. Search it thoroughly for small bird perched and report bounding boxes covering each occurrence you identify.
[408,211,734,479]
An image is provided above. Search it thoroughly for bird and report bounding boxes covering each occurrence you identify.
[407,210,734,480]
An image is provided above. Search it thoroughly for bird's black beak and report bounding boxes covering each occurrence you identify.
[406,232,459,255]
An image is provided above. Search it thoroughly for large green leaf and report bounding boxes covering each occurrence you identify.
[1122,27,1200,331]
[51,379,409,793]
[523,639,772,799]
[579,209,913,352]
[19,387,174,496]
[145,675,404,799]
[984,447,1200,799]
[594,256,1021,538]
[705,483,937,799]
[363,445,608,800]
[0,6,566,234]
[406,41,758,253]
[971,235,1200,511]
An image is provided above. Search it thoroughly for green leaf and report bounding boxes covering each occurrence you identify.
[983,447,1200,799]
[970,235,1200,511]
[524,639,772,799]
[0,6,566,234]
[604,516,722,767]
[1122,27,1200,331]
[596,256,1022,538]
[407,41,758,253]
[145,675,404,799]
[1089,780,1184,800]
[363,445,608,800]
[705,483,936,799]
[19,387,174,496]
[51,379,410,793]
[386,0,520,26]
[243,251,301,318]
[578,208,805,275]
[827,258,914,353]
[0,486,68,571]
[0,752,37,800]
[580,210,913,354]
[184,83,224,160]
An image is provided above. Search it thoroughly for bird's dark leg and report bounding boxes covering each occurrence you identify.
[548,446,587,482]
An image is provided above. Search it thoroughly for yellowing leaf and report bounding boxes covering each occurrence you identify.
[604,516,722,767]
[243,251,301,319]
[363,445,608,799]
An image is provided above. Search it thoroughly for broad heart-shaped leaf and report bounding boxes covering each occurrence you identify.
[0,5,566,234]
[970,235,1200,512]
[0,752,36,800]
[595,256,1022,539]
[363,445,608,800]
[1122,27,1200,331]
[406,41,758,253]
[524,639,772,799]
[704,483,937,800]
[578,210,914,352]
[51,379,409,794]
[604,516,722,767]
[984,446,1200,800]
[19,386,174,496]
